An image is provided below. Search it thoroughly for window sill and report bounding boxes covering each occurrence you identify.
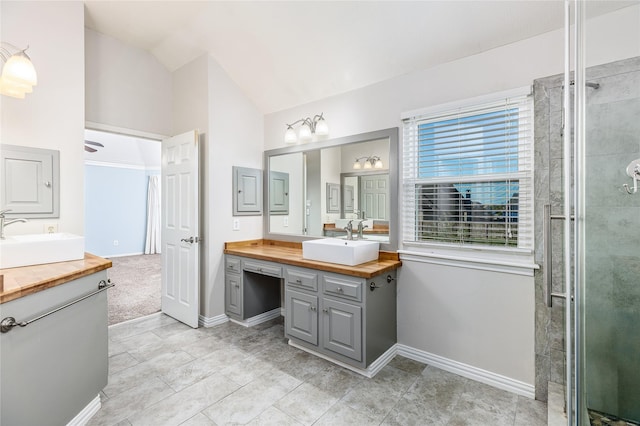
[398,244,539,276]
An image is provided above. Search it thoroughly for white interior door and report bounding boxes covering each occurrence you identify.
[161,130,200,328]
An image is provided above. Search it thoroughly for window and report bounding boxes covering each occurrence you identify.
[402,89,533,251]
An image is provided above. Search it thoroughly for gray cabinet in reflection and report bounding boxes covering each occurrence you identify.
[326,183,340,213]
[269,171,289,215]
[343,184,355,213]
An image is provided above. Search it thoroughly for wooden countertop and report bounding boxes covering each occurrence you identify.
[224,239,401,279]
[0,253,112,304]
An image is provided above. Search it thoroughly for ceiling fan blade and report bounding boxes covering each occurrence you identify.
[84,140,104,147]
[84,145,97,153]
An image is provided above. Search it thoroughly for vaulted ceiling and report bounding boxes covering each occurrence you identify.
[84,1,635,114]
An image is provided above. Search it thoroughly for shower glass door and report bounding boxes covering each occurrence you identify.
[577,2,640,424]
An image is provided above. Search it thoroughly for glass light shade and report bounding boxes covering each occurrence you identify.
[298,123,312,142]
[315,118,329,136]
[284,127,297,144]
[353,160,361,169]
[374,159,383,168]
[364,160,372,169]
[2,53,37,86]
[0,76,28,98]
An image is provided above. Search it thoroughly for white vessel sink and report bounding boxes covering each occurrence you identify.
[303,238,380,266]
[0,233,85,269]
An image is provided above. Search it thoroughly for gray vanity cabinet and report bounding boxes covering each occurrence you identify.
[224,256,282,322]
[285,289,318,345]
[322,297,362,361]
[284,266,395,369]
[224,256,243,319]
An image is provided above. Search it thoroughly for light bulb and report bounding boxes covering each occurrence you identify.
[284,127,297,144]
[315,118,329,136]
[298,123,312,142]
[0,77,28,98]
[2,52,37,86]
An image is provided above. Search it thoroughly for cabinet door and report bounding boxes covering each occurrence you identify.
[225,273,243,317]
[285,289,318,345]
[343,184,354,213]
[1,145,59,217]
[322,298,362,361]
[233,166,263,216]
[326,183,340,213]
[269,171,289,215]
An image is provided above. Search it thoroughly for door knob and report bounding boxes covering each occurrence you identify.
[181,237,195,243]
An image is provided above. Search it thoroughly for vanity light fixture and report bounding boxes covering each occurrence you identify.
[353,156,383,170]
[284,113,329,144]
[0,42,37,99]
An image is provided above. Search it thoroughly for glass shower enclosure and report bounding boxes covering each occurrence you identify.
[574,1,640,424]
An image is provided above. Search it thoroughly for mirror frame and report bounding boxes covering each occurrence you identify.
[263,127,399,251]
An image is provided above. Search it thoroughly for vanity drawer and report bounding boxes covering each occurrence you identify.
[285,268,318,292]
[226,256,241,274]
[322,274,363,302]
[242,259,282,278]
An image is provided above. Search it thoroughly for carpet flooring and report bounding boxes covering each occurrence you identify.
[107,254,161,325]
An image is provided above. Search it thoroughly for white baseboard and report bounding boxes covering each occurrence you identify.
[229,308,281,328]
[396,344,535,399]
[66,394,101,426]
[199,313,229,328]
[288,341,397,378]
[104,252,145,258]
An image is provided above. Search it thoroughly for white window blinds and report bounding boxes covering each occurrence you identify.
[402,90,534,250]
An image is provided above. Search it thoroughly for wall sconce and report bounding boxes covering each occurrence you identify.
[353,156,383,170]
[0,43,38,99]
[284,113,329,144]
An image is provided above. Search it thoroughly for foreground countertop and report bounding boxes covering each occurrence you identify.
[0,253,112,304]
[224,239,401,279]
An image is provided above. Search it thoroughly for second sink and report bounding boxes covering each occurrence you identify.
[302,238,380,266]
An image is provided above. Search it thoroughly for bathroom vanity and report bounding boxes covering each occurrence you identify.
[0,253,112,425]
[224,239,400,376]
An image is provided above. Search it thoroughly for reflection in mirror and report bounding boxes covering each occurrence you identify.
[264,128,398,251]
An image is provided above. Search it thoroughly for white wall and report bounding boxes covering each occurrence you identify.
[208,56,264,318]
[174,55,264,319]
[85,29,173,136]
[0,1,85,236]
[262,4,640,388]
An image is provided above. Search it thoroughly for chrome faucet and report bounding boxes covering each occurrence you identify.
[357,220,368,240]
[343,220,354,240]
[0,209,28,239]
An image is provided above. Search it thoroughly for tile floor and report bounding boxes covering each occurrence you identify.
[89,314,547,426]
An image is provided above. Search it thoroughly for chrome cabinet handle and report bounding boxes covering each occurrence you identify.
[309,306,317,311]
[295,279,302,283]
[337,287,343,293]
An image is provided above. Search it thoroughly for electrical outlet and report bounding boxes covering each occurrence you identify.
[44,223,58,234]
[113,240,119,246]
[233,219,240,231]
[283,217,289,227]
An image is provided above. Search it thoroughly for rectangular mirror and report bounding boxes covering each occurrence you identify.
[264,128,398,251]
